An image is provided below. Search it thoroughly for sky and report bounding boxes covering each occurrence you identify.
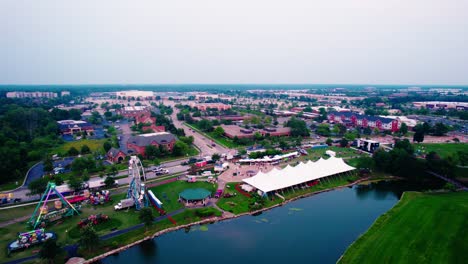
[1,0,468,85]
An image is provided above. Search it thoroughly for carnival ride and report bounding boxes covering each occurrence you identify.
[126,156,149,210]
[28,182,80,229]
[7,229,56,254]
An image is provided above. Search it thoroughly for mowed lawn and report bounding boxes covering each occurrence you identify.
[149,180,218,213]
[53,139,107,156]
[414,143,468,158]
[339,191,468,264]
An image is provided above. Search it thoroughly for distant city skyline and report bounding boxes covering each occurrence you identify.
[1,0,468,85]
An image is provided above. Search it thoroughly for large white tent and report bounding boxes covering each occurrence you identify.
[242,157,356,194]
[239,151,299,163]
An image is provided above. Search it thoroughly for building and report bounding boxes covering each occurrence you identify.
[6,91,58,99]
[116,90,154,99]
[221,125,291,139]
[61,91,70,97]
[190,103,232,111]
[356,139,380,152]
[127,132,176,156]
[57,120,94,135]
[412,101,468,110]
[328,112,399,132]
[106,148,126,163]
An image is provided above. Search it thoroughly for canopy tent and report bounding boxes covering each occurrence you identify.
[242,157,355,194]
[179,188,211,201]
[239,151,299,163]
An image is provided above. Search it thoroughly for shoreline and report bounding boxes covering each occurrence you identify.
[85,176,372,263]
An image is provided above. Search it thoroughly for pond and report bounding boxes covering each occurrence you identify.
[102,180,439,264]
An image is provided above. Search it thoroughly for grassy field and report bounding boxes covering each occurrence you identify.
[414,143,468,158]
[299,146,365,162]
[148,180,218,213]
[52,139,107,156]
[339,191,468,264]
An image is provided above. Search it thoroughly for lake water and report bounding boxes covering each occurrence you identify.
[101,181,420,264]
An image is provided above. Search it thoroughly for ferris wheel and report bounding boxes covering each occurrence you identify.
[127,156,148,210]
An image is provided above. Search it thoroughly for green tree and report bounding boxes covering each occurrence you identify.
[28,178,49,196]
[39,238,62,264]
[68,176,84,191]
[43,155,54,175]
[413,131,424,143]
[212,153,221,161]
[316,124,331,137]
[172,141,189,156]
[79,225,100,252]
[80,144,90,154]
[399,123,408,135]
[197,119,213,132]
[145,145,160,159]
[53,175,64,186]
[104,176,116,188]
[103,141,112,153]
[68,147,79,156]
[432,122,449,136]
[363,127,372,135]
[213,126,225,138]
[139,207,154,231]
[339,138,349,147]
[286,117,310,137]
[326,138,333,146]
[82,169,90,182]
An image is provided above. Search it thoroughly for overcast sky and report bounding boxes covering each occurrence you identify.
[1,0,468,85]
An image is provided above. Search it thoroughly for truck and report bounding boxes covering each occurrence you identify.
[114,198,135,210]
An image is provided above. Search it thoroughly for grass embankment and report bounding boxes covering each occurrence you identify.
[339,191,468,264]
[52,139,107,156]
[0,181,218,262]
[217,174,359,215]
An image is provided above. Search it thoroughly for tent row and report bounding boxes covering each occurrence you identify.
[238,151,299,163]
[242,156,356,194]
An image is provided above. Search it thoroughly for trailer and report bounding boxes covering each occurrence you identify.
[147,190,163,209]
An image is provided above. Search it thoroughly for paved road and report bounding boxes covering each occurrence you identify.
[165,100,231,157]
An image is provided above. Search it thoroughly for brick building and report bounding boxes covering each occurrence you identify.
[127,132,176,156]
[106,148,126,163]
[328,112,399,132]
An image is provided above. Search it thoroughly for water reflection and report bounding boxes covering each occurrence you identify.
[138,239,158,258]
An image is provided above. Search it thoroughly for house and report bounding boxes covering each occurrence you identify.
[57,120,94,135]
[106,148,126,163]
[127,132,176,156]
[328,112,399,132]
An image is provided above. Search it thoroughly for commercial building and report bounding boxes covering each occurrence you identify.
[116,90,154,99]
[220,125,291,139]
[57,120,94,135]
[6,91,58,99]
[412,101,468,110]
[127,132,176,156]
[190,103,232,111]
[328,112,399,132]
